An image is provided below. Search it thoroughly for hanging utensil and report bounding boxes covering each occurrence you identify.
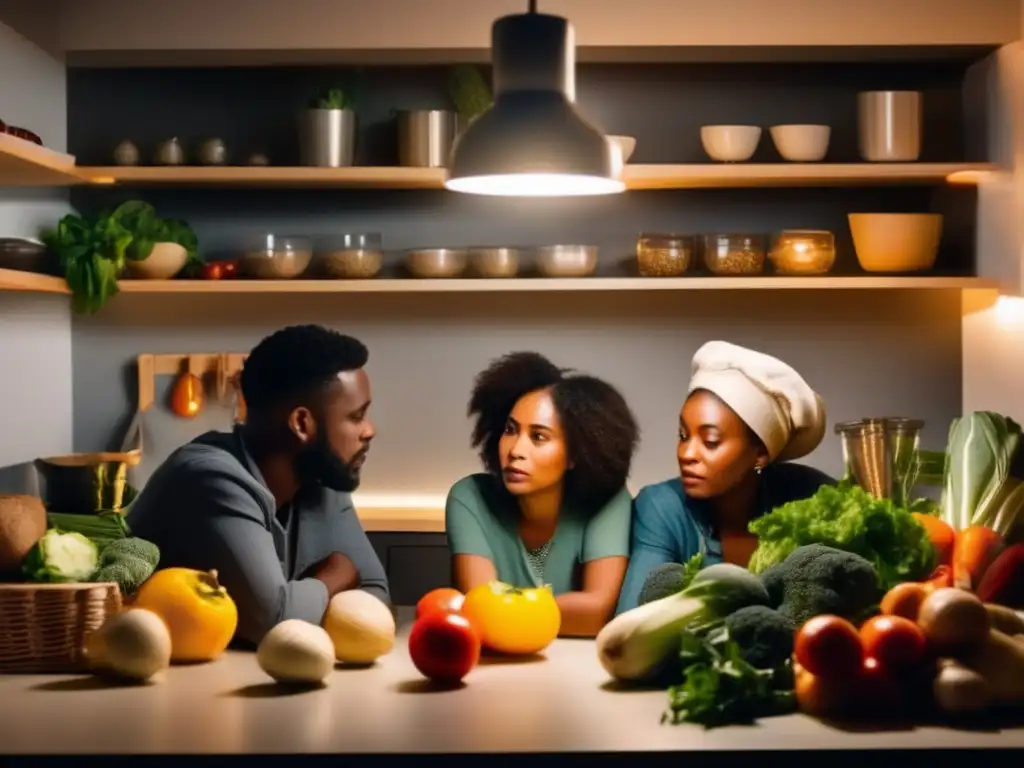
[169,356,204,419]
[230,371,247,425]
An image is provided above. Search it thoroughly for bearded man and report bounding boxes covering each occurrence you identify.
[127,325,389,644]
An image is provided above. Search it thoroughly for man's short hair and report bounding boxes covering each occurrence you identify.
[241,325,368,414]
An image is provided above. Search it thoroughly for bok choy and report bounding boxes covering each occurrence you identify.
[940,411,1024,542]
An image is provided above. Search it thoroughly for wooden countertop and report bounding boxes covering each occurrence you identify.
[1,609,1021,756]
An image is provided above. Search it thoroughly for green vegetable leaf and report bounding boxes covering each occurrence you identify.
[747,482,936,591]
[679,552,704,591]
[44,202,197,314]
[940,411,1024,539]
[663,626,796,728]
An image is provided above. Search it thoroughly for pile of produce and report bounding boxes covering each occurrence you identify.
[0,493,161,597]
[597,409,1024,727]
[596,544,881,726]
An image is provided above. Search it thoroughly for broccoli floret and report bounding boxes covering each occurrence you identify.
[100,537,159,568]
[759,563,785,607]
[765,543,880,627]
[638,553,706,606]
[639,563,688,605]
[92,554,155,595]
[724,605,796,669]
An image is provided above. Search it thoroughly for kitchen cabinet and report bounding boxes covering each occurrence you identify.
[367,533,452,606]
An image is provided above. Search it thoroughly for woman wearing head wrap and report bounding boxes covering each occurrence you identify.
[615,340,835,614]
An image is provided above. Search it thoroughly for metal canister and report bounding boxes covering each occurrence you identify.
[397,109,458,168]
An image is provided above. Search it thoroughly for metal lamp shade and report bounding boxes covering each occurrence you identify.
[445,8,624,197]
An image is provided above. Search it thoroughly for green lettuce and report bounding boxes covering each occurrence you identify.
[747,482,936,590]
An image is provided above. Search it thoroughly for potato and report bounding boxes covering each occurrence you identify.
[917,588,989,653]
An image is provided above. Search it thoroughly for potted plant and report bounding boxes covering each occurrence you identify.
[42,201,199,315]
[300,88,357,167]
[446,65,493,135]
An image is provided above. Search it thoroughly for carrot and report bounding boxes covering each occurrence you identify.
[912,512,956,566]
[952,526,1005,591]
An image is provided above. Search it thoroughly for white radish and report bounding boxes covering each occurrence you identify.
[257,619,335,684]
[90,608,172,682]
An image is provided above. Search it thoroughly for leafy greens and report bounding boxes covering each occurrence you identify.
[746,481,936,590]
[42,201,198,315]
[664,625,796,728]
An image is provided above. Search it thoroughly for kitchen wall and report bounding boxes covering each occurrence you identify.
[961,44,1024,424]
[72,289,963,504]
[62,60,974,505]
[0,20,73,481]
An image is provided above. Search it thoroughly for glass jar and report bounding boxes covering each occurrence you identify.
[636,233,693,277]
[769,230,836,275]
[318,233,384,279]
[702,234,766,276]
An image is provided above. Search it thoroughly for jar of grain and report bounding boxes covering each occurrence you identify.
[636,233,693,277]
[769,230,836,275]
[702,234,766,276]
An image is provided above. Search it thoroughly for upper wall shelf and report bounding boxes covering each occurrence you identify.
[74,163,999,191]
[0,134,80,187]
[0,269,1000,297]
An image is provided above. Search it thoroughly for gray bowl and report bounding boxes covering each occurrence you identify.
[406,248,468,278]
[470,247,521,278]
[535,245,598,277]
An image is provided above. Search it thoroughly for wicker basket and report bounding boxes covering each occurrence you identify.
[0,582,122,673]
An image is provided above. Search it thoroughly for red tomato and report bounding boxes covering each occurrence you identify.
[794,615,863,680]
[854,657,903,715]
[408,611,480,683]
[416,588,465,620]
[220,260,239,279]
[859,614,927,670]
[201,263,224,280]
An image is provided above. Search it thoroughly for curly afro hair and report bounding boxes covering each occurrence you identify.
[241,324,368,416]
[468,351,640,512]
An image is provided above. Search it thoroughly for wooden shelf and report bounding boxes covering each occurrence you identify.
[0,134,81,187]
[74,162,1000,190]
[100,276,1007,293]
[0,269,1000,297]
[0,268,68,293]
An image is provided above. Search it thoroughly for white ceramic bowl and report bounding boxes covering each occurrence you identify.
[770,124,831,162]
[607,135,636,164]
[700,125,762,162]
[848,213,943,273]
[124,242,188,279]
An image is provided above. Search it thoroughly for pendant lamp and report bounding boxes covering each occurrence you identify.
[444,0,625,197]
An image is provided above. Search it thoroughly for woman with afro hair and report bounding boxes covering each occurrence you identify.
[445,351,640,637]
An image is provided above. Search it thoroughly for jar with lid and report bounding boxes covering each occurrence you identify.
[702,234,766,276]
[769,230,836,275]
[636,233,693,277]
